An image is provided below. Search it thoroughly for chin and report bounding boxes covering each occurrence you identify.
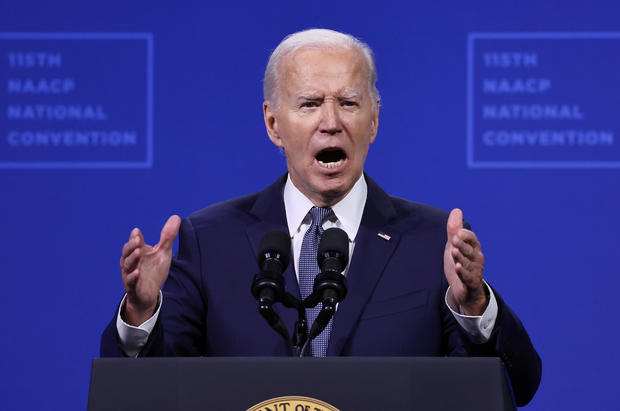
[313,176,354,203]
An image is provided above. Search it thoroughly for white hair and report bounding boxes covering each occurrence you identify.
[263,28,379,108]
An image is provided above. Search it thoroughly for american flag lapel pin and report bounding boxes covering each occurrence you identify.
[377,232,391,241]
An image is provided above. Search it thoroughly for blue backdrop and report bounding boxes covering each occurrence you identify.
[1,0,618,409]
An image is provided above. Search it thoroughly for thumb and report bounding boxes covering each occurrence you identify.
[158,215,181,251]
[447,208,463,238]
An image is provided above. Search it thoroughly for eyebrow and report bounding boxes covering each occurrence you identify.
[297,95,322,101]
[296,92,360,101]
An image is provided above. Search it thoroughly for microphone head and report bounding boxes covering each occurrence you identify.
[258,229,291,269]
[317,227,349,269]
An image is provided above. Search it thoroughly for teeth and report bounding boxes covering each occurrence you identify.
[317,159,343,169]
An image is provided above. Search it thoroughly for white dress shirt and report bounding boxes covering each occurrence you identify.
[117,174,497,356]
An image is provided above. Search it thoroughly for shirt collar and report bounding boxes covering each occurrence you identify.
[283,173,367,242]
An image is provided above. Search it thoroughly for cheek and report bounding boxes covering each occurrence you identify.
[349,125,373,152]
[281,125,315,155]
[345,115,373,135]
[282,136,304,156]
[282,139,313,167]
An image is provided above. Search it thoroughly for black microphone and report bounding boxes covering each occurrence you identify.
[251,230,291,309]
[307,227,349,342]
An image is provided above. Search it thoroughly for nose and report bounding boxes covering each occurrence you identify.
[319,100,342,135]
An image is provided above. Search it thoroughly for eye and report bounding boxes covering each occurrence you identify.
[341,100,358,107]
[301,101,319,108]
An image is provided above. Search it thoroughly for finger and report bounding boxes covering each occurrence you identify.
[457,229,480,249]
[447,208,463,238]
[121,237,139,259]
[133,228,145,248]
[452,247,468,268]
[452,247,482,273]
[158,215,181,251]
[454,261,482,289]
[124,269,140,290]
[122,228,144,258]
[123,247,141,274]
[451,235,475,258]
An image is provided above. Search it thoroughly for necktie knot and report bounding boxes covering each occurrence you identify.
[308,207,334,232]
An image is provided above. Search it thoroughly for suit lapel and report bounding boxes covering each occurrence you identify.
[245,174,300,331]
[327,175,401,355]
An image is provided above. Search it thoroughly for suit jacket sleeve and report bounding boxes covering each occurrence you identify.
[100,217,207,357]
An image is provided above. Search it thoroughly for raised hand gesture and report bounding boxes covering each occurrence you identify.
[119,215,181,325]
[443,209,488,316]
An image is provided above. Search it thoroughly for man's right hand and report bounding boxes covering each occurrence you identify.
[120,215,181,326]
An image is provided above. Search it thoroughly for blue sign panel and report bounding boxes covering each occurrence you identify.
[0,33,153,169]
[467,32,620,168]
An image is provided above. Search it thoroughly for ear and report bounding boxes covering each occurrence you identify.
[263,101,283,148]
[369,100,380,144]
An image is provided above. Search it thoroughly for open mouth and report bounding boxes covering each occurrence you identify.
[316,148,347,169]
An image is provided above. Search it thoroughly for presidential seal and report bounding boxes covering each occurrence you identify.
[247,395,339,411]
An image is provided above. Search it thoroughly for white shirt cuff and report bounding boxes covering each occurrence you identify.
[444,281,498,343]
[115,291,162,357]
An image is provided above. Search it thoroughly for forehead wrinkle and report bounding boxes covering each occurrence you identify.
[279,48,371,103]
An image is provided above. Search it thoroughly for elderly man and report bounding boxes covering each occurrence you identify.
[101,29,541,406]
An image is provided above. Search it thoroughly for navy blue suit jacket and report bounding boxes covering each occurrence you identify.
[101,173,541,406]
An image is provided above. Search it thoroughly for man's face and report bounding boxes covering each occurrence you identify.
[264,47,380,207]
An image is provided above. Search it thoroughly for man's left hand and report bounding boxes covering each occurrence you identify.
[444,208,488,316]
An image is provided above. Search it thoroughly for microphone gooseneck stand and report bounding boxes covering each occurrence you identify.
[299,227,349,357]
[251,228,349,357]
